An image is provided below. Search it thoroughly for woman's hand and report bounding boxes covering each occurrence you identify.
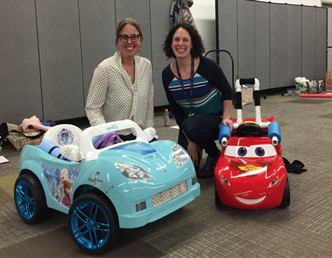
[220,117,234,131]
[187,140,202,168]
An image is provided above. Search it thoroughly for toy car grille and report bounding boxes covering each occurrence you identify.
[152,181,187,207]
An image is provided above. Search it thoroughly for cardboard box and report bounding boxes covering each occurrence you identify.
[325,73,332,91]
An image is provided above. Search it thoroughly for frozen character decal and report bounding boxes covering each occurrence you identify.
[57,168,68,202]
[62,179,71,207]
[57,128,75,145]
[41,164,80,207]
[60,168,68,185]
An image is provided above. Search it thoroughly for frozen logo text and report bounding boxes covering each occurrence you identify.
[107,125,118,131]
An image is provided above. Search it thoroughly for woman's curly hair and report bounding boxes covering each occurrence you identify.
[163,23,205,59]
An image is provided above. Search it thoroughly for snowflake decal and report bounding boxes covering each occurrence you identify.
[64,148,72,157]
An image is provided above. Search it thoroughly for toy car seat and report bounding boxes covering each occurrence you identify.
[233,121,266,137]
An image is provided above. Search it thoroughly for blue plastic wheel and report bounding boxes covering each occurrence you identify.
[15,180,35,220]
[69,193,118,254]
[14,173,48,224]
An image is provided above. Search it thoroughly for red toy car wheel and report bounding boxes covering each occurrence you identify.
[215,184,225,207]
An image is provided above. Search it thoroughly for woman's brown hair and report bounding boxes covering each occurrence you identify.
[163,23,205,59]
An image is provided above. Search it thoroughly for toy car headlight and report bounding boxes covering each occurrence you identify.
[221,174,230,186]
[172,143,189,168]
[269,176,279,187]
[115,162,153,180]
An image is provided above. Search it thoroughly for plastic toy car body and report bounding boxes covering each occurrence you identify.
[215,78,290,210]
[14,120,200,254]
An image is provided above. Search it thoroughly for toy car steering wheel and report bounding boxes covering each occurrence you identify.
[234,121,264,137]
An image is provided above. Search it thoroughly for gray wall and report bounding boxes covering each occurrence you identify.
[217,0,327,90]
[0,0,43,122]
[0,0,170,125]
[36,0,84,120]
[79,0,117,105]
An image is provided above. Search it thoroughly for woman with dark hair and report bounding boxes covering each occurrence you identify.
[162,23,233,178]
[85,18,154,141]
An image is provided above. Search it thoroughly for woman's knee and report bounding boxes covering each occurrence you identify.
[181,117,200,139]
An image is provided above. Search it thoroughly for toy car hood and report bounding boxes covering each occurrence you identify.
[220,137,284,180]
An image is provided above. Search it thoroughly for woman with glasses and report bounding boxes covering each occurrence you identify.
[162,23,233,178]
[85,18,154,141]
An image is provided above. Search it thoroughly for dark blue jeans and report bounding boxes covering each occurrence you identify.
[178,113,222,158]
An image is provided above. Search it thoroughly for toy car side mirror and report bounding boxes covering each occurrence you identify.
[60,145,83,162]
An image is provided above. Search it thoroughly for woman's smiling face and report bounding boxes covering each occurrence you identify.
[117,24,142,59]
[171,27,192,59]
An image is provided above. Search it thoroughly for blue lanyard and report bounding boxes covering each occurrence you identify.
[176,57,195,116]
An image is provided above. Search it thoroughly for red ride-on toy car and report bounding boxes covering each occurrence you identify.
[215,78,290,209]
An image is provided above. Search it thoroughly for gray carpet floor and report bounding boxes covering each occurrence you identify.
[0,94,331,257]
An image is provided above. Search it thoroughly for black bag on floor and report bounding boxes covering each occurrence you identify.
[0,122,9,146]
[283,157,306,174]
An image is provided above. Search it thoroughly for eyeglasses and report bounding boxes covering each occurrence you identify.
[118,34,141,43]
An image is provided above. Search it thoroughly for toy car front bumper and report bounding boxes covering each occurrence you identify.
[215,176,286,209]
[116,179,200,228]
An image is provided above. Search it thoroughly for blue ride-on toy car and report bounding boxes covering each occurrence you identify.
[14,120,200,254]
